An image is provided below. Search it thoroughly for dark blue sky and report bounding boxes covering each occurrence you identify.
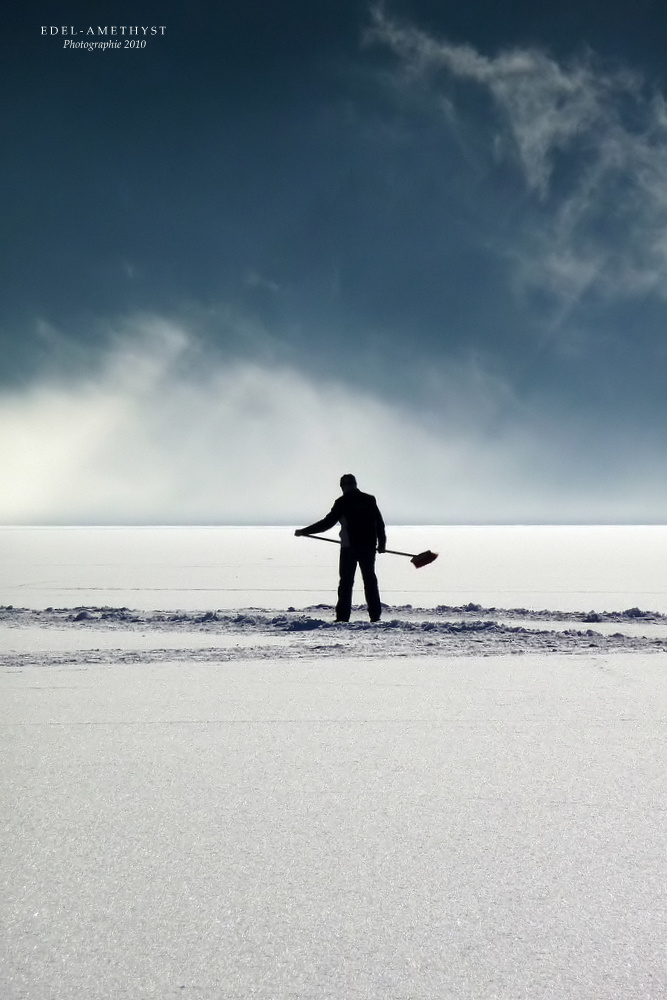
[3,1,667,522]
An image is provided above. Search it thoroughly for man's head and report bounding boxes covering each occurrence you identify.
[340,474,357,492]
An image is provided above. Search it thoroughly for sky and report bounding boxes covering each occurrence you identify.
[3,0,667,524]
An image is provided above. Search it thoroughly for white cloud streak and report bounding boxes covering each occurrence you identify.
[0,316,663,524]
[369,7,667,304]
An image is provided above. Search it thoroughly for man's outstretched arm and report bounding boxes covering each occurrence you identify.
[295,506,339,536]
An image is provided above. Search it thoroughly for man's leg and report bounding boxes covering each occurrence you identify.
[358,548,382,621]
[336,546,357,622]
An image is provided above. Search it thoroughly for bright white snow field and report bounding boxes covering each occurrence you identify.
[2,525,667,999]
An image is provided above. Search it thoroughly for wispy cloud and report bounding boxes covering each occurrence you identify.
[0,314,663,524]
[368,7,667,306]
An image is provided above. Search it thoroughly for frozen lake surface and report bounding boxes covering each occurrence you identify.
[2,524,667,613]
[2,526,667,998]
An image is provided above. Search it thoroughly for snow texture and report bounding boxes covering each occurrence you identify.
[3,624,667,999]
[3,526,667,999]
[2,602,667,669]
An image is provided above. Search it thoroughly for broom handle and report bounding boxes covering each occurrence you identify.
[303,533,415,559]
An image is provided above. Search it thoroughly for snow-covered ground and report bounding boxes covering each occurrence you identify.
[2,526,667,998]
[2,523,667,612]
[1,601,667,668]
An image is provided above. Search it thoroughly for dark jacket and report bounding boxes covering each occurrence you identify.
[302,488,386,551]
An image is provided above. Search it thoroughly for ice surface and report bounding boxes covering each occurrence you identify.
[2,526,667,998]
[2,524,667,612]
[3,650,667,998]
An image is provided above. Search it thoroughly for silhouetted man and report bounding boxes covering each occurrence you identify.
[295,474,386,622]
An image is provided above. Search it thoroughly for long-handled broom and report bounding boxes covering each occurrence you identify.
[302,533,438,568]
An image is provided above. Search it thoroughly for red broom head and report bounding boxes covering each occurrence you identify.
[410,550,438,568]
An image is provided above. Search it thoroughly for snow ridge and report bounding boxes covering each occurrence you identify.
[1,604,667,666]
